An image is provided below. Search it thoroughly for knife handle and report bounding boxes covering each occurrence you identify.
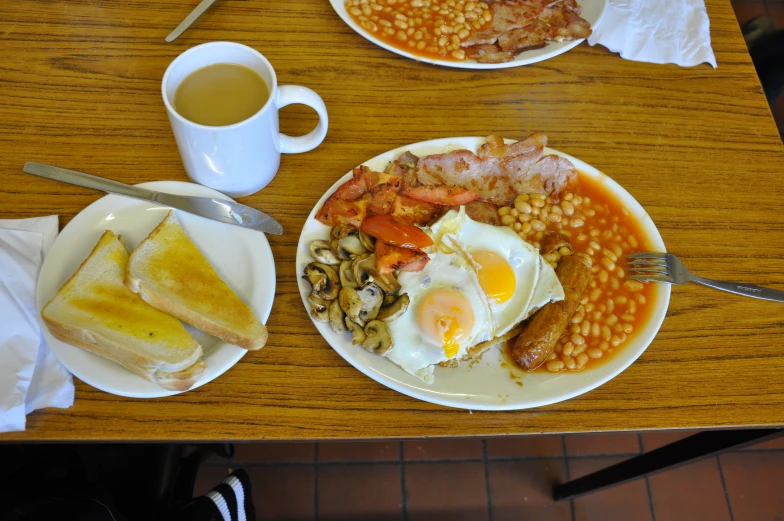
[23,162,155,201]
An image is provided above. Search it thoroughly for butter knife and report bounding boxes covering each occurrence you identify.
[24,162,283,235]
[165,0,219,43]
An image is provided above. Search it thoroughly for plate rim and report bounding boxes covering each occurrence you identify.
[296,136,671,410]
[35,180,276,399]
[329,0,609,69]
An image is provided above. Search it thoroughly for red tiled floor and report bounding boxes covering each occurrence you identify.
[193,465,229,497]
[488,460,571,521]
[640,429,700,451]
[486,435,563,458]
[233,442,315,463]
[246,466,315,521]
[569,457,653,521]
[403,438,483,461]
[564,433,640,456]
[648,458,732,521]
[405,462,488,521]
[720,451,784,521]
[318,441,400,462]
[318,464,403,521]
[747,433,784,450]
[732,1,769,26]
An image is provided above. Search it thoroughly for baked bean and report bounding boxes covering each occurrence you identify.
[547,352,557,361]
[599,341,609,351]
[531,219,546,231]
[501,215,516,225]
[513,222,522,232]
[610,335,622,347]
[546,360,565,373]
[601,325,611,341]
[622,323,633,334]
[573,343,586,355]
[563,355,576,370]
[571,334,585,346]
[591,322,601,337]
[600,257,616,272]
[570,323,581,334]
[624,279,644,292]
[581,321,591,337]
[562,342,574,356]
[588,348,603,359]
[576,353,589,368]
[515,199,532,214]
[605,314,618,326]
[498,206,510,216]
[589,288,602,302]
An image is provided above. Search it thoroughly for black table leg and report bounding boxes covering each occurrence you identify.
[553,428,784,501]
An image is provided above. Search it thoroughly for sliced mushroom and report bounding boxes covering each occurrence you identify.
[352,254,376,287]
[308,292,329,323]
[309,240,340,265]
[383,294,398,306]
[338,233,367,259]
[339,260,358,289]
[362,320,393,356]
[328,299,347,334]
[376,293,410,322]
[339,284,383,326]
[359,231,375,251]
[303,262,340,300]
[345,318,366,344]
[352,254,401,294]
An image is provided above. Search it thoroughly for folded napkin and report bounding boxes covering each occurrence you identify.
[588,0,717,68]
[0,216,74,433]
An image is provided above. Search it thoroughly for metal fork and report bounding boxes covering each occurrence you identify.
[627,252,784,303]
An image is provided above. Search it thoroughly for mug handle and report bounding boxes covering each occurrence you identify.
[277,85,328,154]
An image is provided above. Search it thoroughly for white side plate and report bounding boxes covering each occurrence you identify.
[330,0,608,69]
[297,137,670,410]
[36,181,276,398]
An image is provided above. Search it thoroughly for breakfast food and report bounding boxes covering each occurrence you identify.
[41,231,206,391]
[512,252,592,369]
[305,134,656,383]
[344,0,592,63]
[496,181,655,373]
[126,211,268,350]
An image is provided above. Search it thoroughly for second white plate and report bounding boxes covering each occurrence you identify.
[36,181,276,398]
[330,0,608,69]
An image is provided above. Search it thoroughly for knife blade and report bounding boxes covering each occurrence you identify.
[165,0,219,43]
[23,162,283,235]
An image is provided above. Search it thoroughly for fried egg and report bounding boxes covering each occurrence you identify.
[428,208,564,335]
[386,251,493,383]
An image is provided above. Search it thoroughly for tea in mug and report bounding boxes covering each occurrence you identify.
[174,63,269,126]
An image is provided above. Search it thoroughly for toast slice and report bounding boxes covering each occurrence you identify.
[41,231,205,391]
[125,211,267,350]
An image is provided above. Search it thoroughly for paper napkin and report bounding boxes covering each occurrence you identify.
[588,0,717,68]
[0,216,74,433]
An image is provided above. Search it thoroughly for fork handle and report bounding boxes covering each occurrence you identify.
[691,275,784,303]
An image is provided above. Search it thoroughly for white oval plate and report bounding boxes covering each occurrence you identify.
[297,137,670,410]
[36,181,276,398]
[330,0,608,69]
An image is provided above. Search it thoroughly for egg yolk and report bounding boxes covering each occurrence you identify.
[471,250,517,304]
[416,289,475,358]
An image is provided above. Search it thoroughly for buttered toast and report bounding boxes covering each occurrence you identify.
[125,211,268,350]
[41,231,205,391]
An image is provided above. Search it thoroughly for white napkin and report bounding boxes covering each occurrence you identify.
[588,0,717,68]
[0,216,74,433]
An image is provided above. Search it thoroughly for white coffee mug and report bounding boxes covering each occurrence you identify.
[162,42,328,198]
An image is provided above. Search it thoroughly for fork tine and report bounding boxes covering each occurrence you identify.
[628,259,667,267]
[629,269,669,277]
[630,274,673,283]
[627,252,667,259]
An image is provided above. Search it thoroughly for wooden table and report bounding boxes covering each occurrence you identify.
[2,0,783,441]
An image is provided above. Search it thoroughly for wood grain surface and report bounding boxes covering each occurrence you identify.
[2,0,783,441]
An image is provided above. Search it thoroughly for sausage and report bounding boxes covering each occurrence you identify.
[512,253,593,371]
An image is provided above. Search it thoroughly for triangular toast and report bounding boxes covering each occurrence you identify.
[125,211,267,350]
[41,231,205,391]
